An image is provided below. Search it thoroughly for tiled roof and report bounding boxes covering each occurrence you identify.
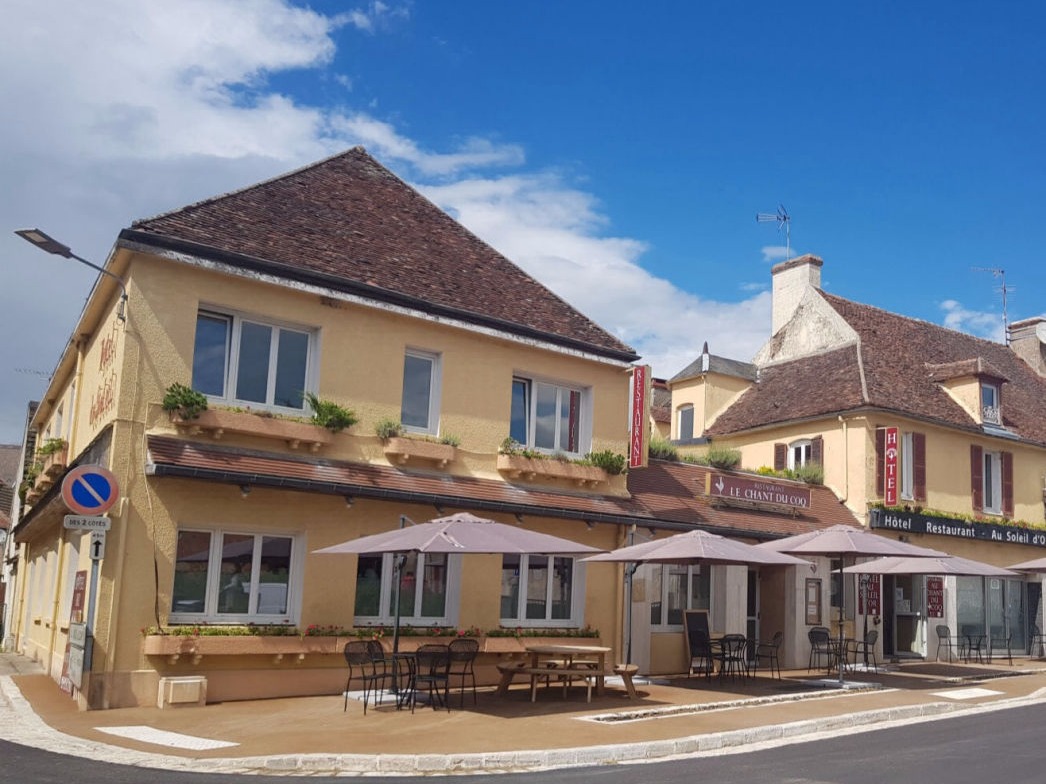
[670,354,758,384]
[125,147,636,362]
[651,380,671,424]
[145,436,852,540]
[708,292,1046,446]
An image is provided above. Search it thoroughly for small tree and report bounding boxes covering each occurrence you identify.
[162,383,208,419]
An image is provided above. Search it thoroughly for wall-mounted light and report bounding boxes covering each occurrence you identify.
[15,228,129,322]
[434,504,445,516]
[344,496,354,508]
[514,513,525,524]
[585,520,596,531]
[240,484,251,498]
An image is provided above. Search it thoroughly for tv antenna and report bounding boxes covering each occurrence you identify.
[971,267,1013,343]
[756,205,791,259]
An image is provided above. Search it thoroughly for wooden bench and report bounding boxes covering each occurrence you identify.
[495,661,638,702]
[613,663,639,699]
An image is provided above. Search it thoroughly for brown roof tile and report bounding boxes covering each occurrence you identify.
[125,148,636,361]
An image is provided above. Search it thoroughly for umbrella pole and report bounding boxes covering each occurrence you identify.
[625,562,639,665]
[838,559,846,686]
[392,553,406,657]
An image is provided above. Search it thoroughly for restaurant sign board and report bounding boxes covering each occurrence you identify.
[707,472,811,510]
[870,508,1046,548]
[884,427,899,506]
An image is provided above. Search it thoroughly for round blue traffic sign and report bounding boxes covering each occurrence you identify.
[62,465,120,515]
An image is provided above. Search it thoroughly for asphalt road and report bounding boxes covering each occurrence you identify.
[3,701,1043,783]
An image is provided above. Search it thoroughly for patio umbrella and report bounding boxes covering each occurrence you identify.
[315,512,603,652]
[757,524,945,685]
[1005,556,1046,572]
[582,529,809,663]
[842,555,1017,577]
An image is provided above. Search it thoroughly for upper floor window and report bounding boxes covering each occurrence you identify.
[401,350,441,435]
[677,405,695,441]
[510,376,588,455]
[192,310,313,410]
[170,529,298,623]
[981,382,1001,426]
[982,450,1003,515]
[788,439,813,469]
[971,445,1013,517]
[354,552,457,626]
[650,563,711,628]
[501,554,584,626]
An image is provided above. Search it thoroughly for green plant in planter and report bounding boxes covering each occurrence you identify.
[37,437,67,457]
[584,449,627,475]
[304,393,357,433]
[647,437,678,461]
[791,461,824,485]
[695,444,742,470]
[439,433,462,447]
[375,418,403,440]
[162,382,209,420]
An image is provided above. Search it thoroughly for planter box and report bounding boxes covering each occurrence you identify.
[497,454,607,486]
[383,437,456,468]
[40,447,68,479]
[143,634,340,662]
[172,409,333,452]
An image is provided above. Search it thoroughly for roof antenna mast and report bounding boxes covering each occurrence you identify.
[756,205,791,260]
[971,267,1013,343]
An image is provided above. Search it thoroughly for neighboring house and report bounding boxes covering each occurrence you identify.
[669,254,1046,659]
[0,443,20,638]
[649,377,671,439]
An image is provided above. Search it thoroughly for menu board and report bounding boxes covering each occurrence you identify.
[926,576,944,618]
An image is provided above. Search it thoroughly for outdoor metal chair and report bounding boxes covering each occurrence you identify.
[807,626,834,672]
[847,629,878,673]
[448,638,479,707]
[411,644,451,713]
[687,629,715,680]
[960,625,987,664]
[935,624,962,663]
[752,631,783,679]
[343,640,389,715]
[989,631,1013,665]
[717,634,748,681]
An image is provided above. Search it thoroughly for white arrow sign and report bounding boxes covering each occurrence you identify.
[89,531,106,561]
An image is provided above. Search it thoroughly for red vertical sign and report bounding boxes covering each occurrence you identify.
[926,576,944,618]
[858,575,881,615]
[884,427,899,506]
[629,365,650,469]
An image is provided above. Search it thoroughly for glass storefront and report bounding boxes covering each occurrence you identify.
[956,576,1029,652]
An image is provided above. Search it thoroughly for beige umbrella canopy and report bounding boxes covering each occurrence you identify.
[1006,556,1046,573]
[582,529,809,566]
[843,555,1017,577]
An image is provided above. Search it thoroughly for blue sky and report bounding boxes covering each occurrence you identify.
[2,1,1044,444]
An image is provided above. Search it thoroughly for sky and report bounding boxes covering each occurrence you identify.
[2,1,1045,445]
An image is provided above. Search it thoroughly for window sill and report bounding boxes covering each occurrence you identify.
[383,437,457,468]
[171,409,333,452]
[496,454,608,486]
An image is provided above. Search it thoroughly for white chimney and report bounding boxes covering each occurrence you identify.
[1008,316,1046,377]
[771,254,823,334]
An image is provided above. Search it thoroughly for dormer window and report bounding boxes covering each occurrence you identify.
[677,405,695,441]
[981,382,1001,426]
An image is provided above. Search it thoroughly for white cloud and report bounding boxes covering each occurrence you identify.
[939,300,1006,343]
[761,245,791,263]
[336,2,410,33]
[0,0,769,443]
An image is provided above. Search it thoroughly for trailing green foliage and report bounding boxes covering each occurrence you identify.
[37,437,67,457]
[162,383,209,419]
[439,433,462,447]
[647,437,679,462]
[753,462,824,485]
[374,418,403,440]
[304,392,357,432]
[689,445,742,469]
[584,449,627,475]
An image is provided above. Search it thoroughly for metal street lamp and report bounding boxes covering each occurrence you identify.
[15,228,127,322]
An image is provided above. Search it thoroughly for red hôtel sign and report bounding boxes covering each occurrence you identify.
[707,472,811,509]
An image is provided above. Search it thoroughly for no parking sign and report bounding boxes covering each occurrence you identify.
[61,465,120,516]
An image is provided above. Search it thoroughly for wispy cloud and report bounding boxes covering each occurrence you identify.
[761,245,791,263]
[337,2,410,34]
[939,300,1006,343]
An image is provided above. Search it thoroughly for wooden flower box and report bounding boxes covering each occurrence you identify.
[172,409,333,452]
[496,454,608,486]
[143,634,341,664]
[383,437,456,468]
[40,447,69,479]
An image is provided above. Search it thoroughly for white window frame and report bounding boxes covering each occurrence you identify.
[983,450,1003,515]
[510,374,592,456]
[353,553,461,627]
[400,349,442,436]
[648,562,713,630]
[981,382,1001,426]
[900,432,915,501]
[168,528,303,625]
[677,404,695,441]
[788,439,813,470]
[192,308,318,413]
[500,554,586,628]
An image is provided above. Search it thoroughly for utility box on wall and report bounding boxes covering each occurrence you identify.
[157,676,207,708]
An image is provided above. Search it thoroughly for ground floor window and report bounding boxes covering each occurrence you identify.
[170,529,297,623]
[956,575,1028,651]
[354,552,457,626]
[501,554,583,626]
[650,563,711,627]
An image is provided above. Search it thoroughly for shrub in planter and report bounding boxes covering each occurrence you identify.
[648,437,678,461]
[375,418,403,440]
[304,392,357,433]
[585,449,627,475]
[162,383,208,420]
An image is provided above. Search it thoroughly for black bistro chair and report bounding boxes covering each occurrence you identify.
[412,644,451,713]
[848,629,879,673]
[935,624,962,663]
[752,631,783,679]
[687,630,716,680]
[448,638,480,707]
[808,626,834,672]
[343,640,389,715]
[717,634,749,681]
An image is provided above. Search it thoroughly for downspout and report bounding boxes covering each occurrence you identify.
[837,415,849,503]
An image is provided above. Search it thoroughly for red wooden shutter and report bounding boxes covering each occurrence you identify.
[875,428,885,497]
[811,436,824,465]
[913,433,927,502]
[773,443,786,471]
[970,445,984,512]
[1002,451,1014,518]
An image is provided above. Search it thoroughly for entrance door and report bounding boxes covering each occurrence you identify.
[746,570,759,641]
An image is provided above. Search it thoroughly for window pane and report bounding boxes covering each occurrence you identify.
[401,353,434,429]
[391,552,419,617]
[192,314,229,396]
[219,534,254,614]
[551,557,573,620]
[984,454,995,510]
[510,379,529,444]
[172,531,212,614]
[501,554,521,619]
[534,383,558,450]
[420,554,447,617]
[666,564,687,625]
[354,555,383,616]
[690,566,711,611]
[559,389,581,453]
[257,536,291,614]
[525,556,549,620]
[679,406,694,440]
[235,322,272,403]
[274,329,308,409]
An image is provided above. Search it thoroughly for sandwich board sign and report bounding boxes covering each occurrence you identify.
[62,465,119,516]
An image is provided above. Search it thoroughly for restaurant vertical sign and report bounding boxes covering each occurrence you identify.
[884,427,899,506]
[630,365,651,469]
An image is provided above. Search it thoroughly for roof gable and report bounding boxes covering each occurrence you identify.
[126,147,636,361]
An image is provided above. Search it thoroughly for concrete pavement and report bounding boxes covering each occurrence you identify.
[4,652,1046,776]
